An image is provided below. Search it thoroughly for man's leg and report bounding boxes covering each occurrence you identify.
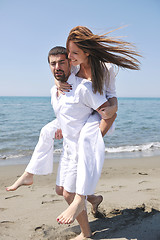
[87,194,103,217]
[57,193,86,224]
[56,186,91,239]
[61,190,91,239]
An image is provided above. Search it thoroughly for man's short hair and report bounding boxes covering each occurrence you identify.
[48,46,68,63]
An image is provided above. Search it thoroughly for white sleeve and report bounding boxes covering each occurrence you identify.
[80,82,107,110]
[50,86,57,109]
[104,63,117,99]
[50,86,55,108]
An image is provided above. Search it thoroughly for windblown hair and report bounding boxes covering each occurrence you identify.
[66,26,141,94]
[48,46,68,63]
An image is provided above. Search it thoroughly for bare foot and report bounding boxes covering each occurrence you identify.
[90,195,103,217]
[6,172,33,191]
[70,232,91,240]
[57,195,85,224]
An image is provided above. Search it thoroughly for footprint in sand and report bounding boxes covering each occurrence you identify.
[138,188,154,192]
[139,180,148,184]
[0,208,7,212]
[34,224,56,238]
[42,194,56,198]
[138,172,148,175]
[41,193,62,204]
[111,185,126,191]
[5,195,22,200]
[41,199,62,204]
[0,220,14,227]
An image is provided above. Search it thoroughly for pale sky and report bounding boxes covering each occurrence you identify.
[0,0,160,97]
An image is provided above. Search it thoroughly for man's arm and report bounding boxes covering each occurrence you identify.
[99,113,117,137]
[96,100,117,137]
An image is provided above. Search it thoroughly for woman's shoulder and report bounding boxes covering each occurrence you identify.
[71,65,80,74]
[75,78,93,95]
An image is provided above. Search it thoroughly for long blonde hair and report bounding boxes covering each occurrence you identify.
[66,26,141,94]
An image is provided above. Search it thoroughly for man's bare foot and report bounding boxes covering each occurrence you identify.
[70,232,92,240]
[57,195,85,224]
[90,195,103,217]
[6,172,33,191]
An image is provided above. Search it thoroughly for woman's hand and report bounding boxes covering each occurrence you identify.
[55,79,72,95]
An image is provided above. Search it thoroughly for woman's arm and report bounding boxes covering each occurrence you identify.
[54,78,72,94]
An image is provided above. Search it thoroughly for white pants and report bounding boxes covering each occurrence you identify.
[25,113,113,195]
[25,119,59,175]
[56,137,79,193]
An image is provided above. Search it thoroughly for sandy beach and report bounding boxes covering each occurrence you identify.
[1,156,160,240]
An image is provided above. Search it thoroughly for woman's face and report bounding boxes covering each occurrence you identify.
[68,41,89,66]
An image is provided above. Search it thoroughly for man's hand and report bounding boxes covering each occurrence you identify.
[55,129,63,140]
[97,97,118,120]
[98,105,117,119]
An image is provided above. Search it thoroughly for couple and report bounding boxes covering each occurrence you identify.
[7,26,140,240]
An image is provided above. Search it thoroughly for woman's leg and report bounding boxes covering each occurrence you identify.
[6,172,34,191]
[6,119,59,191]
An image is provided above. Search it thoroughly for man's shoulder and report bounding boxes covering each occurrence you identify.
[50,85,57,96]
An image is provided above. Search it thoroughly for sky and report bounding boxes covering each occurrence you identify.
[0,0,160,97]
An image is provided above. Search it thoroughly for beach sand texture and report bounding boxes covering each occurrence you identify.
[1,156,160,240]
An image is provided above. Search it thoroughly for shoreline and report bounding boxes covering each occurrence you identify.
[1,155,160,239]
[1,152,160,167]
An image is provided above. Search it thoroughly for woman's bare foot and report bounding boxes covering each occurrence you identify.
[57,195,85,224]
[88,195,103,217]
[70,232,92,240]
[6,172,33,191]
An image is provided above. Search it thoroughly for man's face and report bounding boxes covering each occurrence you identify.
[49,54,71,82]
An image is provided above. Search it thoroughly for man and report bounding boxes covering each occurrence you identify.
[7,46,116,239]
[48,47,116,239]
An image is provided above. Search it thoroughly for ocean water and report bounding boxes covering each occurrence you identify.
[0,97,160,166]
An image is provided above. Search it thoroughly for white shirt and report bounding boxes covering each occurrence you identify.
[51,73,107,139]
[71,63,117,99]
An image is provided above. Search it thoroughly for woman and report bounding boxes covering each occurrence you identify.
[56,26,140,237]
[7,26,140,240]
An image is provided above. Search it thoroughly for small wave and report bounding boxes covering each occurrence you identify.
[0,155,7,160]
[105,142,160,153]
[0,153,26,160]
[54,149,63,153]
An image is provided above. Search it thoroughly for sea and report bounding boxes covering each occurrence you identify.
[0,97,160,166]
